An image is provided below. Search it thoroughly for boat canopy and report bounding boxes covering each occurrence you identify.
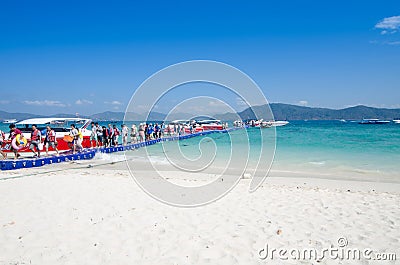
[196,119,221,124]
[16,118,91,128]
[169,120,190,125]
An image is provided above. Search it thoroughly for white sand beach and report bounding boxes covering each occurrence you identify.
[0,159,399,265]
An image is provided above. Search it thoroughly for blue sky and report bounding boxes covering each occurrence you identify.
[0,0,399,115]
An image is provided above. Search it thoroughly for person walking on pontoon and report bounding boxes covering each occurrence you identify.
[138,124,145,142]
[154,123,162,139]
[95,123,103,147]
[29,124,41,158]
[107,124,114,147]
[102,126,108,147]
[121,124,128,146]
[69,124,82,154]
[44,125,59,156]
[90,122,98,148]
[130,124,137,143]
[8,124,22,159]
[112,124,120,146]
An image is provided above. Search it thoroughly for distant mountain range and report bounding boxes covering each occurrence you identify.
[216,104,400,121]
[1,104,400,122]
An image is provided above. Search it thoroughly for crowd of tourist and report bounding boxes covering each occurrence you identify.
[0,121,200,159]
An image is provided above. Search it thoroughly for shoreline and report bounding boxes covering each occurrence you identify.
[2,161,400,194]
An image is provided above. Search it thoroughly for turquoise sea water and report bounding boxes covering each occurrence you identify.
[273,121,399,181]
[131,120,400,182]
[1,121,399,181]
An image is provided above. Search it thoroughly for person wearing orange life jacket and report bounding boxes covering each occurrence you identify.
[44,125,59,156]
[29,124,42,158]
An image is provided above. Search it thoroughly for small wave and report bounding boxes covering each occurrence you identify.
[309,161,326,165]
[127,155,170,165]
[93,153,126,163]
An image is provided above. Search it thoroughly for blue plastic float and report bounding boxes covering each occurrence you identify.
[0,150,97,171]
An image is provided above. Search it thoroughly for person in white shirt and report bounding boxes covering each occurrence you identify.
[90,122,98,148]
[69,124,82,154]
[121,124,128,146]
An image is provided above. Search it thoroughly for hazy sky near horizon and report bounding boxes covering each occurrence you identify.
[0,0,399,115]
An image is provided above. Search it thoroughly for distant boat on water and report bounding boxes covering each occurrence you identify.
[269,120,289,127]
[359,119,391,124]
[393,119,400,124]
[237,119,289,128]
[3,119,17,124]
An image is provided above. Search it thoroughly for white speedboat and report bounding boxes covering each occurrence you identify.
[233,120,244,127]
[359,119,391,124]
[2,117,92,156]
[393,119,400,124]
[3,119,17,124]
[270,120,289,127]
[195,119,225,131]
[245,119,289,128]
[166,119,225,134]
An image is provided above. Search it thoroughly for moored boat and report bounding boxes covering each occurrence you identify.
[359,119,391,124]
[243,119,289,128]
[166,119,226,134]
[2,117,92,156]
[195,119,224,131]
[3,119,17,124]
[269,120,289,127]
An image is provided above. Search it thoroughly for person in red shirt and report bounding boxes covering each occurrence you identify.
[29,124,42,158]
[8,124,23,159]
[44,125,59,156]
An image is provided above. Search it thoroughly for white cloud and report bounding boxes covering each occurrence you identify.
[236,97,247,106]
[390,104,400,109]
[23,100,66,107]
[75,99,93,105]
[387,41,400,45]
[297,100,308,106]
[369,39,400,46]
[208,100,225,107]
[105,100,123,105]
[375,15,400,34]
[0,100,10,104]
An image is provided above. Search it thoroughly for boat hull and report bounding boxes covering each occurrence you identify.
[359,121,391,124]
[1,136,93,157]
